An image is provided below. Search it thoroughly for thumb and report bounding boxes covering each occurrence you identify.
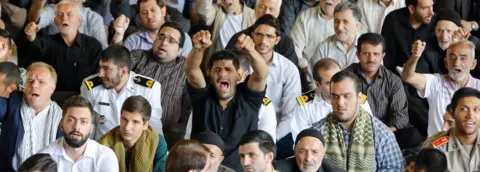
[35,25,40,31]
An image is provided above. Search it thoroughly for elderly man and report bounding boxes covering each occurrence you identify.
[402,40,480,136]
[311,71,404,171]
[193,130,235,172]
[275,129,344,172]
[0,62,63,172]
[40,96,119,171]
[28,0,108,49]
[24,1,102,92]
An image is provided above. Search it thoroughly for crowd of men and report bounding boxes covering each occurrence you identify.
[0,0,479,171]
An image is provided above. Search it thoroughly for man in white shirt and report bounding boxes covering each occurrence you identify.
[357,0,405,33]
[310,1,363,70]
[402,40,480,136]
[80,45,163,139]
[39,96,119,172]
[291,58,373,140]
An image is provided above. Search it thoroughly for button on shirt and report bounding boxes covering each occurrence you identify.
[248,52,302,140]
[123,30,193,58]
[39,138,119,172]
[310,35,359,70]
[80,72,163,139]
[358,0,405,33]
[420,74,480,136]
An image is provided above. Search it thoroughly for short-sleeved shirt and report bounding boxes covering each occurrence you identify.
[310,35,359,70]
[420,74,480,136]
[123,30,193,58]
[187,80,265,171]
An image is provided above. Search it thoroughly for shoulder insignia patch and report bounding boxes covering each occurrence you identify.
[263,97,271,106]
[360,93,368,104]
[432,136,449,148]
[296,90,316,105]
[84,76,102,90]
[133,76,155,88]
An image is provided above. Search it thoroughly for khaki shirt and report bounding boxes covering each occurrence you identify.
[423,129,480,172]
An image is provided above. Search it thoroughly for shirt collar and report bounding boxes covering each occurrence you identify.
[442,75,475,88]
[139,31,154,44]
[334,33,359,50]
[378,0,395,6]
[55,139,95,159]
[56,33,84,47]
[270,52,280,67]
[124,72,137,93]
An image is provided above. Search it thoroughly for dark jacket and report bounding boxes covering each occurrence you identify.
[274,157,345,172]
[436,0,480,37]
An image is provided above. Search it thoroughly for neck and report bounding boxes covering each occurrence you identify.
[339,107,359,132]
[33,101,51,115]
[265,164,274,172]
[320,9,333,20]
[61,32,78,47]
[63,139,88,162]
[261,51,274,64]
[123,139,138,150]
[381,0,392,6]
[114,73,130,93]
[409,15,422,29]
[449,75,470,88]
[362,68,378,81]
[231,4,243,15]
[316,88,331,104]
[456,129,478,145]
[219,97,234,110]
[339,35,356,51]
[147,29,160,40]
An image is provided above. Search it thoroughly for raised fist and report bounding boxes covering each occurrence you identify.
[452,27,471,42]
[235,34,255,54]
[24,22,40,41]
[113,14,130,35]
[192,30,212,50]
[411,40,426,59]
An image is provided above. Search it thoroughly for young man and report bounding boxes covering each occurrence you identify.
[39,96,119,171]
[239,130,278,172]
[0,62,20,98]
[99,96,168,172]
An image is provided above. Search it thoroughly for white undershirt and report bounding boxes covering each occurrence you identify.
[33,104,51,153]
[218,13,243,51]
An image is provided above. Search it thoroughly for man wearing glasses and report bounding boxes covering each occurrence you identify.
[129,22,192,148]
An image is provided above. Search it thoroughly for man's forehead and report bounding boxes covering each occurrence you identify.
[334,9,354,19]
[448,45,472,57]
[159,27,181,39]
[56,3,79,12]
[254,24,277,33]
[258,0,277,6]
[27,67,51,78]
[436,21,458,29]
[458,97,480,106]
[418,0,434,7]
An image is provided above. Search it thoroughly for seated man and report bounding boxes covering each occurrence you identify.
[192,130,235,172]
[0,62,63,172]
[80,45,163,139]
[24,1,102,92]
[405,148,447,172]
[39,96,118,171]
[99,96,168,172]
[422,87,480,172]
[311,71,404,171]
[357,0,405,33]
[0,29,25,91]
[275,129,344,172]
[111,0,192,57]
[29,0,108,49]
[239,130,278,172]
[18,153,57,172]
[0,62,20,98]
[290,58,373,140]
[185,30,268,171]
[442,104,454,132]
[402,40,480,136]
[165,140,211,171]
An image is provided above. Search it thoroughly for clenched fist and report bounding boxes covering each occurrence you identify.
[113,14,130,35]
[192,30,212,50]
[411,40,426,59]
[235,34,255,54]
[24,22,40,41]
[452,27,471,42]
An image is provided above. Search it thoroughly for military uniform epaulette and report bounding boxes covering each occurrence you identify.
[133,76,155,88]
[423,131,449,148]
[84,76,102,90]
[296,90,316,105]
[263,97,271,106]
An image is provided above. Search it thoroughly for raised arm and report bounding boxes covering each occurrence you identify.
[28,0,47,23]
[110,14,130,45]
[401,40,427,95]
[184,30,211,89]
[235,34,269,92]
[24,22,40,42]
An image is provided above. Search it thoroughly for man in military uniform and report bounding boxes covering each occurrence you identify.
[423,87,480,172]
[80,45,162,139]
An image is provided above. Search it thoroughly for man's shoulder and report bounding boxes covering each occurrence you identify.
[79,33,102,47]
[422,131,450,148]
[274,158,297,172]
[371,115,395,138]
[39,138,62,154]
[296,90,316,106]
[88,139,117,158]
[298,7,319,20]
[218,165,236,172]
[385,7,407,20]
[82,74,102,91]
[275,52,297,68]
[131,73,159,89]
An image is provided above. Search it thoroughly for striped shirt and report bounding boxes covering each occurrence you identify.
[130,50,192,125]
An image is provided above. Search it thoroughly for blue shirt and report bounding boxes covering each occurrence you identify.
[124,30,193,58]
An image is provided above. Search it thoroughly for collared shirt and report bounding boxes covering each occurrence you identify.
[259,99,277,140]
[291,6,335,69]
[39,138,119,172]
[38,4,108,49]
[420,74,480,136]
[358,0,405,33]
[345,63,409,129]
[29,33,102,92]
[311,109,405,171]
[80,71,163,139]
[187,79,265,171]
[278,0,320,35]
[248,52,302,140]
[123,30,193,58]
[310,34,359,69]
[130,50,191,126]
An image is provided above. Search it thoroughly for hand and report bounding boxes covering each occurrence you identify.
[192,30,212,50]
[113,14,129,35]
[461,20,473,33]
[411,40,426,60]
[452,27,471,42]
[235,34,256,54]
[24,22,40,41]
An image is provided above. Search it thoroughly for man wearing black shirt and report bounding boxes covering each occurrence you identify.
[436,0,480,38]
[24,1,102,92]
[184,30,269,171]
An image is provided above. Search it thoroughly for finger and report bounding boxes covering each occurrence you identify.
[238,34,246,43]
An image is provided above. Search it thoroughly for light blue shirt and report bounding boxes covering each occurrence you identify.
[124,30,192,57]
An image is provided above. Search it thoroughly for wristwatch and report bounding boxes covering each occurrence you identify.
[472,21,480,31]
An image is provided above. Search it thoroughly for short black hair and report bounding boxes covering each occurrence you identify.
[100,45,132,71]
[62,95,94,119]
[357,33,386,53]
[0,61,21,86]
[0,29,13,48]
[446,104,452,112]
[239,130,276,158]
[312,58,340,82]
[18,153,57,172]
[159,22,185,48]
[231,49,250,70]
[121,95,152,123]
[330,71,362,94]
[207,50,240,70]
[414,148,447,172]
[405,0,418,7]
[137,0,165,15]
[250,14,281,37]
[450,87,480,114]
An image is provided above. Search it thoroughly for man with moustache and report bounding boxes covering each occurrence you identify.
[422,87,480,172]
[193,130,235,172]
[80,45,163,139]
[0,62,63,172]
[39,96,119,171]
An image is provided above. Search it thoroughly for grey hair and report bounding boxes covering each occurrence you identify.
[334,1,362,22]
[256,0,283,10]
[55,0,82,16]
[26,62,58,84]
[447,40,476,59]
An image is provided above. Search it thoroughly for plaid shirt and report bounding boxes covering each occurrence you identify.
[311,113,405,171]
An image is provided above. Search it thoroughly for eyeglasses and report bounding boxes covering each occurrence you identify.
[157,33,179,45]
